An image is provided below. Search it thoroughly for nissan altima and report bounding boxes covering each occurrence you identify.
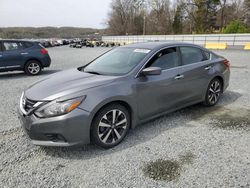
[18,42,230,148]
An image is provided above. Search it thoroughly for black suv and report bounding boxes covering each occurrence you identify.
[0,40,51,75]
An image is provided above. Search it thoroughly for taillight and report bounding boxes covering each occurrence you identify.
[223,59,230,70]
[40,48,48,54]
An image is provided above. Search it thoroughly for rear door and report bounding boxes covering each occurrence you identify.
[1,41,25,69]
[177,46,214,104]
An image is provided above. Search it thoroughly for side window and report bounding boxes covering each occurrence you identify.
[3,42,23,51]
[210,53,219,60]
[203,51,211,60]
[23,42,34,48]
[180,47,204,65]
[146,47,181,70]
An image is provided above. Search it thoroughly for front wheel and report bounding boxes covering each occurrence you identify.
[24,60,42,75]
[91,104,130,149]
[204,78,222,106]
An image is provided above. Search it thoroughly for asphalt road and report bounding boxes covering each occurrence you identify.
[0,46,249,188]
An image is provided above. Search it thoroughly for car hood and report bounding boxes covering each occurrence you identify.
[25,69,116,101]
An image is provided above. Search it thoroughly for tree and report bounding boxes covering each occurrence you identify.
[244,0,250,27]
[107,0,133,35]
[173,3,184,34]
[106,0,249,35]
[223,20,248,33]
[182,0,220,33]
[219,0,227,29]
[107,0,147,35]
[147,0,172,34]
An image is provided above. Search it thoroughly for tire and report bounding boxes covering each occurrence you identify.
[203,78,222,106]
[24,60,42,75]
[91,104,130,149]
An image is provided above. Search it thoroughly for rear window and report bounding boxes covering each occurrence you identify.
[38,43,45,49]
[23,42,34,48]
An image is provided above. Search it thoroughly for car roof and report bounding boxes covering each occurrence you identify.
[121,41,204,50]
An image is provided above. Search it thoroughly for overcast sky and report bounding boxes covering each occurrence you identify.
[0,0,112,28]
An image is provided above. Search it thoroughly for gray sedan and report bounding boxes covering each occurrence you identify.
[18,42,230,148]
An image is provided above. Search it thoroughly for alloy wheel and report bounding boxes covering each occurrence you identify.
[98,109,128,144]
[28,63,40,75]
[208,80,221,104]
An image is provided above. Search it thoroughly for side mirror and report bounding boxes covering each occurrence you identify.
[141,67,162,76]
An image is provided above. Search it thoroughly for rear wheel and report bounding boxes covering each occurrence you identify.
[91,104,130,149]
[204,78,222,106]
[25,60,42,75]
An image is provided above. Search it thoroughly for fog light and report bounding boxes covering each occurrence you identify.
[45,134,66,142]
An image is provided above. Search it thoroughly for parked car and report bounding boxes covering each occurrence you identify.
[40,40,51,48]
[75,43,83,48]
[80,40,87,46]
[86,41,94,48]
[0,40,51,75]
[62,39,69,45]
[100,42,107,47]
[18,42,230,148]
[69,43,77,48]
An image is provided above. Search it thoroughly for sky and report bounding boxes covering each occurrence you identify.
[0,0,112,28]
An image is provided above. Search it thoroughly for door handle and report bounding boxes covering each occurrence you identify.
[21,52,29,55]
[175,75,184,80]
[205,66,212,70]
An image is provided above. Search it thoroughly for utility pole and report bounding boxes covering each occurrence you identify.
[134,0,147,35]
[143,13,146,35]
[142,0,147,35]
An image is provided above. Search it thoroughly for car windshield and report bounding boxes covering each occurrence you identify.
[83,47,150,76]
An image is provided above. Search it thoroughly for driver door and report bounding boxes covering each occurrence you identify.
[136,47,183,120]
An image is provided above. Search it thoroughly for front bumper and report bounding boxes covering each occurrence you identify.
[18,107,92,147]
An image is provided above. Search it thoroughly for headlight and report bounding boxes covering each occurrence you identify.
[34,97,85,118]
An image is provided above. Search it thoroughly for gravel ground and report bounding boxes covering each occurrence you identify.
[0,46,249,188]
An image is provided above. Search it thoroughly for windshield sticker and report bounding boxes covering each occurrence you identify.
[134,49,151,54]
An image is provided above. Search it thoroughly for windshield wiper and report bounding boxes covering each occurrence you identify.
[84,70,101,75]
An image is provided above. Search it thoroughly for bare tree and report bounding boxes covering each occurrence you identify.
[219,0,227,29]
[106,0,249,35]
[243,0,250,27]
[147,0,172,34]
[107,0,134,35]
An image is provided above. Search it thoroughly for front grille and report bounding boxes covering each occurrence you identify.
[24,97,37,112]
